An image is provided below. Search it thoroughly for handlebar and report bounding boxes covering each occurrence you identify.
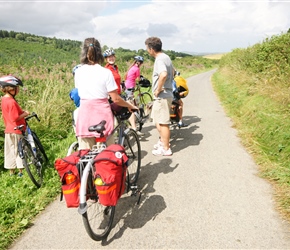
[25,112,40,122]
[14,112,40,132]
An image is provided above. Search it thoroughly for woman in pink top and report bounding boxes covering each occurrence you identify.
[74,38,137,149]
[124,56,144,135]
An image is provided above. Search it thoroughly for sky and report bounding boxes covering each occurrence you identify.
[0,0,290,54]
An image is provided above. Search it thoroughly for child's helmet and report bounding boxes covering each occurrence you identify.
[103,49,115,58]
[0,75,23,87]
[134,56,144,63]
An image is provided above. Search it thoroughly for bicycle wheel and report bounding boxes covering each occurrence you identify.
[67,141,79,156]
[82,169,115,241]
[123,129,141,185]
[20,138,43,188]
[140,92,153,117]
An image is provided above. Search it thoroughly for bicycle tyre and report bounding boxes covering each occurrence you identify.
[20,138,43,188]
[140,92,153,117]
[31,131,48,162]
[123,128,141,185]
[82,169,115,241]
[66,141,79,156]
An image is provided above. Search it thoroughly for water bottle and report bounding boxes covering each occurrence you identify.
[64,171,76,185]
[94,176,104,186]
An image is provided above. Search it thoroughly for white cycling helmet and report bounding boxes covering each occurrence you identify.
[0,75,23,87]
[134,55,144,63]
[103,49,115,58]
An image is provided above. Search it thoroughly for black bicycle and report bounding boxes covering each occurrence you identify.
[15,112,48,188]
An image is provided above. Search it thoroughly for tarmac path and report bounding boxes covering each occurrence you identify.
[9,70,290,249]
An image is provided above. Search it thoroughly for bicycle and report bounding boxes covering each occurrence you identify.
[170,92,188,129]
[14,112,49,188]
[77,107,141,241]
[124,76,153,132]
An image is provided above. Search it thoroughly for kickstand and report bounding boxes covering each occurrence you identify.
[130,184,142,205]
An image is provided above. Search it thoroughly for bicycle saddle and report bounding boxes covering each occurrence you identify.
[88,120,106,134]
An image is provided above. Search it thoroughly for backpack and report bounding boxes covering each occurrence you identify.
[93,144,128,206]
[54,149,90,208]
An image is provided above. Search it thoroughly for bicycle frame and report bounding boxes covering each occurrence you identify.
[78,120,131,215]
[78,153,97,215]
[16,113,40,159]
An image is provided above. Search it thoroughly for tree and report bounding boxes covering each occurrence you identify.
[16,33,24,41]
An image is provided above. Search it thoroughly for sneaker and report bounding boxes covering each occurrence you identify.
[178,122,188,127]
[18,173,23,177]
[153,140,163,150]
[136,131,144,136]
[153,140,171,150]
[152,147,172,156]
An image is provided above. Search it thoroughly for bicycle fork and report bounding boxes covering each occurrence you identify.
[78,162,91,215]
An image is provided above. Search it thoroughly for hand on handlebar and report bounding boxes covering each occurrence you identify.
[128,105,139,113]
[23,110,30,117]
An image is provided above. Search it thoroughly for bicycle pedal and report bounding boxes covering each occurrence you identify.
[130,185,138,191]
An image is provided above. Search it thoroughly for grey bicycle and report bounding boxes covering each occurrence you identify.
[78,107,141,241]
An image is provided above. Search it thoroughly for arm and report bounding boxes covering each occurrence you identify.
[154,71,167,98]
[16,111,30,121]
[109,90,138,112]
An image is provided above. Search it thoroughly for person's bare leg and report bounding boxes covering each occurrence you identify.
[159,123,170,150]
[129,113,136,130]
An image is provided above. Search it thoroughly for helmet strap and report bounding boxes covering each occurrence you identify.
[7,87,17,98]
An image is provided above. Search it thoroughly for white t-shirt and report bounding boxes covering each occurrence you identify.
[74,64,117,99]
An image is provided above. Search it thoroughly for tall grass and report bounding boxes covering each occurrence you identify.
[212,31,290,219]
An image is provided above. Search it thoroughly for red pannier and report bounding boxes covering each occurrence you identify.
[93,144,128,206]
[54,149,90,208]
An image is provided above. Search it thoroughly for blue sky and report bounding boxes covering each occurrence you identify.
[0,0,289,53]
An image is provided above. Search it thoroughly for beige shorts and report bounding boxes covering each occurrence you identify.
[4,133,24,169]
[78,135,115,150]
[151,98,172,125]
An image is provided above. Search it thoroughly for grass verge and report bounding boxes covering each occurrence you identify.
[212,67,290,220]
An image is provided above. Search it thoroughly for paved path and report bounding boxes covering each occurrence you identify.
[9,70,290,249]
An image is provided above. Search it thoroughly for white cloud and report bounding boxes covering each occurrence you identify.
[0,0,289,53]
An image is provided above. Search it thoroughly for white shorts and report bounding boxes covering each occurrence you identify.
[4,133,24,169]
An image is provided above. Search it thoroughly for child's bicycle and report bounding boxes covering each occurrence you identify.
[14,112,48,188]
[77,108,141,241]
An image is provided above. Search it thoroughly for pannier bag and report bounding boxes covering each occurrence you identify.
[94,144,128,206]
[54,149,90,208]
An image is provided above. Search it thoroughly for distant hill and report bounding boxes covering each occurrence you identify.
[183,51,227,56]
